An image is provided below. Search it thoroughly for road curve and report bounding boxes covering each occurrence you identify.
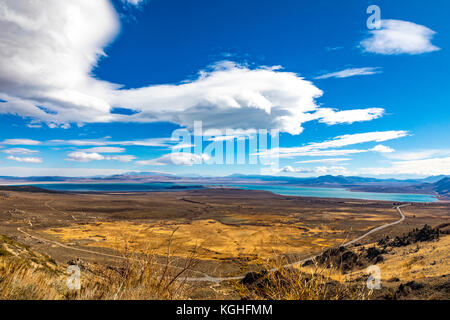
[16,226,209,277]
[16,204,409,283]
[183,204,410,282]
[44,201,77,221]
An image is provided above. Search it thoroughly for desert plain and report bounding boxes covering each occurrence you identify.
[0,187,449,299]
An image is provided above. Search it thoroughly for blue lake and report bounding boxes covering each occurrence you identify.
[29,183,200,192]
[28,183,438,203]
[227,184,437,203]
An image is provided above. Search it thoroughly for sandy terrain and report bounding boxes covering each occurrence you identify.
[0,188,448,279]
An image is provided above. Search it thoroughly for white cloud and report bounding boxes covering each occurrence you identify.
[1,139,41,145]
[112,63,321,134]
[276,149,366,159]
[66,151,135,162]
[208,135,246,142]
[315,108,384,125]
[7,155,42,163]
[27,122,42,128]
[314,67,382,79]
[0,1,387,134]
[47,122,71,129]
[385,149,450,161]
[295,158,351,164]
[0,167,136,177]
[49,138,172,147]
[0,0,120,125]
[371,144,395,153]
[257,130,408,158]
[136,153,210,166]
[3,148,39,155]
[278,165,349,175]
[67,152,105,162]
[112,62,388,134]
[314,166,349,175]
[203,128,257,142]
[105,155,135,162]
[83,147,125,153]
[305,131,408,150]
[2,137,175,149]
[360,20,440,55]
[278,166,303,173]
[122,0,144,6]
[362,157,450,176]
[171,143,195,150]
[50,140,109,147]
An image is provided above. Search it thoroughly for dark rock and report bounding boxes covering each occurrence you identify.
[303,246,360,272]
[374,255,384,264]
[405,281,424,290]
[241,271,267,285]
[389,225,440,248]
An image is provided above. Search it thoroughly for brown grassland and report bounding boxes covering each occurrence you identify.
[0,188,449,299]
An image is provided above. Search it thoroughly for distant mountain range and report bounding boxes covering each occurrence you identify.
[226,174,450,199]
[227,174,422,185]
[0,173,448,200]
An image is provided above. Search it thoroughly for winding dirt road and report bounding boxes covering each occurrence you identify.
[184,204,409,282]
[16,204,409,283]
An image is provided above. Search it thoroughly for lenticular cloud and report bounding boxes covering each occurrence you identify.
[0,0,384,134]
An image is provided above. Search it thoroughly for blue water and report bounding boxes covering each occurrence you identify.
[29,183,201,192]
[227,184,437,203]
[29,183,437,202]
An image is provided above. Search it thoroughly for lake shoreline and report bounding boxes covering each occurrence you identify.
[1,182,438,203]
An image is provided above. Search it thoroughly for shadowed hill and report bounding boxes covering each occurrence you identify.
[433,178,450,198]
[0,186,62,193]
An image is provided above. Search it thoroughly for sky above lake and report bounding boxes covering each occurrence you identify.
[0,0,449,178]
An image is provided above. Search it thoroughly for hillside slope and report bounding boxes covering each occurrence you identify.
[433,178,450,199]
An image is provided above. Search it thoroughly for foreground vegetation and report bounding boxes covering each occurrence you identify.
[0,234,195,300]
[233,257,372,300]
[0,234,374,300]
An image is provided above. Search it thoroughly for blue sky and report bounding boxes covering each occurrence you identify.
[0,0,449,178]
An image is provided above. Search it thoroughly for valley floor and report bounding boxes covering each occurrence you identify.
[0,188,448,299]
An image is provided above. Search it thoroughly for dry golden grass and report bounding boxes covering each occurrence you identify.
[0,255,193,300]
[68,247,196,300]
[44,219,348,262]
[1,232,372,300]
[0,234,196,300]
[233,257,372,300]
[1,251,371,300]
[348,235,450,282]
[0,258,62,300]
